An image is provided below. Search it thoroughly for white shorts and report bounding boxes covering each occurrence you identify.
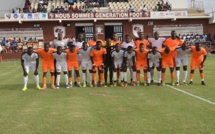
[126,61,133,67]
[56,62,68,72]
[78,55,82,66]
[114,62,123,68]
[149,60,160,68]
[24,62,36,73]
[81,61,92,70]
[175,57,188,67]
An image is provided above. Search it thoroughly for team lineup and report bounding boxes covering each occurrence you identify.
[21,30,207,91]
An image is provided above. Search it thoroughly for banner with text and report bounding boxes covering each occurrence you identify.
[150,11,188,18]
[48,12,150,19]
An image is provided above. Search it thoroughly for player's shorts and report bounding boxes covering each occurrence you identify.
[190,60,203,70]
[92,63,104,71]
[114,62,123,69]
[81,61,92,70]
[56,61,68,72]
[67,62,79,71]
[162,60,174,68]
[136,62,147,70]
[175,57,188,67]
[149,60,160,68]
[126,60,133,67]
[42,62,55,72]
[24,62,36,73]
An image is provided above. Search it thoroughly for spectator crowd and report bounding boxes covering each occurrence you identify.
[12,0,100,13]
[0,37,39,53]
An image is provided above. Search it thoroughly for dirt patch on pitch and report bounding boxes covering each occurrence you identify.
[89,91,111,96]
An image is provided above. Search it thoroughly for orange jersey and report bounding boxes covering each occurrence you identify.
[163,38,184,51]
[135,49,148,64]
[65,48,79,63]
[88,39,103,47]
[191,46,207,62]
[111,40,121,45]
[160,49,174,62]
[134,39,149,49]
[35,48,56,63]
[90,48,107,65]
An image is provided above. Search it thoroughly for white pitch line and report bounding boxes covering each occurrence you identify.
[140,74,215,106]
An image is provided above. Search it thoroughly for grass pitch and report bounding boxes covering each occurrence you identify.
[0,56,215,134]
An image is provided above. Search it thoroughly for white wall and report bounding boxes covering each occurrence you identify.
[167,0,188,9]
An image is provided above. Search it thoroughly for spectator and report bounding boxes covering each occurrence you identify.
[166,2,171,11]
[42,6,47,13]
[78,6,82,12]
[37,5,43,12]
[82,6,86,13]
[128,5,134,12]
[92,6,96,13]
[19,8,22,13]
[59,6,64,13]
[141,5,147,12]
[12,9,15,13]
[33,37,38,42]
[74,6,79,12]
[203,33,207,40]
[69,5,73,12]
[51,6,55,13]
[55,6,60,13]
[86,6,92,12]
[64,6,69,13]
[2,37,7,53]
[17,38,23,52]
[5,40,10,53]
[157,2,162,11]
[28,37,33,42]
[11,38,17,53]
[16,8,19,13]
[207,33,212,42]
[32,8,36,13]
[22,37,28,43]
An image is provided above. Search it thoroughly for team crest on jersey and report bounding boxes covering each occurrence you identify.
[132,24,143,38]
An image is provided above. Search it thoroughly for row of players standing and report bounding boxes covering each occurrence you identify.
[21,30,207,90]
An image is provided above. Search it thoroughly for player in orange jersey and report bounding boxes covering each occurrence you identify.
[35,43,56,89]
[163,30,184,52]
[90,41,107,87]
[134,32,149,49]
[160,47,175,86]
[135,43,149,86]
[88,34,103,47]
[65,43,82,87]
[111,33,122,45]
[188,43,207,85]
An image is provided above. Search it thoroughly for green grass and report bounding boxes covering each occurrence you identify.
[0,56,215,134]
